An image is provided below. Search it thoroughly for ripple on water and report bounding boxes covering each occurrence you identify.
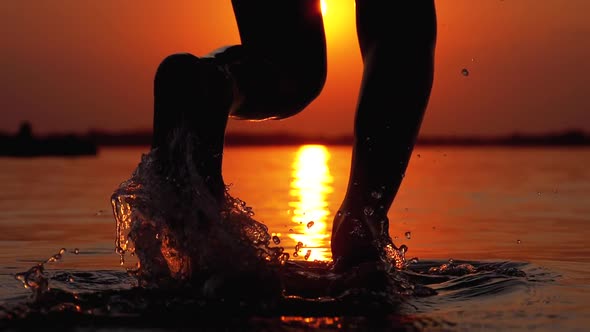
[0,134,552,330]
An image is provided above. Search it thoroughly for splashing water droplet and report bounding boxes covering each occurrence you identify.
[363,207,374,216]
[461,68,469,76]
[371,191,382,199]
[280,253,290,265]
[295,242,303,253]
[517,239,522,244]
[307,221,315,229]
[272,235,281,245]
[73,248,80,255]
[405,231,411,239]
[59,248,66,255]
[304,250,312,260]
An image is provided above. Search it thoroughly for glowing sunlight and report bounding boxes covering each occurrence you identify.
[288,145,334,262]
[320,0,328,15]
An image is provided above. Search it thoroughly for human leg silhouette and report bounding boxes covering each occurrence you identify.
[152,0,327,201]
[330,1,437,270]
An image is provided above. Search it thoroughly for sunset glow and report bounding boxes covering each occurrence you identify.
[2,1,590,137]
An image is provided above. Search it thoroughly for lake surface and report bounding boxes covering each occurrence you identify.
[0,145,589,330]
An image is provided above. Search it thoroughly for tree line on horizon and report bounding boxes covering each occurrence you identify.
[2,122,590,153]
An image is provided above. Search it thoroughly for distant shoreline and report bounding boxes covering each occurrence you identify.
[77,129,590,147]
[2,129,590,153]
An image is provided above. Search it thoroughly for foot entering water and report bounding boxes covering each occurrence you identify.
[330,210,396,273]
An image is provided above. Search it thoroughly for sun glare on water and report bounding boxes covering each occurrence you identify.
[288,145,334,262]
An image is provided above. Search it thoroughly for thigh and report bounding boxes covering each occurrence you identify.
[231,0,326,64]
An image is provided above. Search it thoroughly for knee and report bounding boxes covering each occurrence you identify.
[154,53,199,85]
[292,58,327,111]
[269,65,326,119]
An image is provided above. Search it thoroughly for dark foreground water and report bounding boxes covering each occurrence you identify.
[0,145,588,331]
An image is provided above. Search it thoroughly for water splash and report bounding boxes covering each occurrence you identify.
[110,134,289,296]
[14,248,67,301]
[428,258,477,276]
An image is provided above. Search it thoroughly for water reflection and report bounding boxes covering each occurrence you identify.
[288,145,334,261]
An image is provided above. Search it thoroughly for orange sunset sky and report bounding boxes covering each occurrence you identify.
[1,0,589,137]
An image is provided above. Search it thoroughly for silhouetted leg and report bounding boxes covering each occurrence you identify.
[152,54,233,201]
[152,0,327,201]
[331,1,437,270]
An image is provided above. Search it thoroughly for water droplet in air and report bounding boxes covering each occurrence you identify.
[371,191,382,199]
[59,248,66,255]
[304,250,312,260]
[307,221,315,229]
[448,258,454,265]
[405,231,411,239]
[272,235,281,245]
[288,228,293,233]
[461,68,469,76]
[293,252,299,257]
[363,207,374,216]
[68,277,75,283]
[297,241,304,249]
[73,248,80,255]
[517,239,522,244]
[399,245,408,253]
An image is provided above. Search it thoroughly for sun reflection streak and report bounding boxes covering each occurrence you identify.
[288,145,333,262]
